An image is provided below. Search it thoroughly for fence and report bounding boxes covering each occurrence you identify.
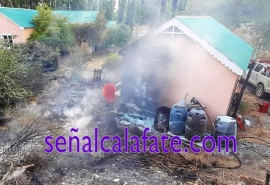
[93,68,102,81]
[79,68,121,84]
[102,68,121,83]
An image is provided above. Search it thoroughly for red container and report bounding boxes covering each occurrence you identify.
[258,102,270,113]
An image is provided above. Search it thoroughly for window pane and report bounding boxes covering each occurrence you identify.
[1,35,13,45]
[8,36,13,44]
[254,64,263,72]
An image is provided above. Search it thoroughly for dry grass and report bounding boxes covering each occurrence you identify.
[0,150,52,185]
[138,138,244,184]
[22,152,48,172]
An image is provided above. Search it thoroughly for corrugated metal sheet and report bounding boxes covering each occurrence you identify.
[53,10,98,24]
[54,11,116,27]
[0,8,98,28]
[0,7,37,28]
[0,8,116,28]
[106,21,117,28]
[176,16,254,71]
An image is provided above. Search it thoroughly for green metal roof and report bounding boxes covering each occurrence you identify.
[176,16,254,71]
[54,11,116,27]
[53,10,98,24]
[0,7,37,28]
[0,8,116,28]
[107,21,117,28]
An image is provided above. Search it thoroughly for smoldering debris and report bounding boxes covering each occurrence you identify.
[118,113,155,132]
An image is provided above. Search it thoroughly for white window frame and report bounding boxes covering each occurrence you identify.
[0,34,14,45]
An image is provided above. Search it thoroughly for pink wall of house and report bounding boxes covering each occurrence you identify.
[0,14,34,43]
[22,28,34,42]
[154,34,239,130]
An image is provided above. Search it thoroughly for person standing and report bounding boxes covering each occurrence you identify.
[102,83,116,111]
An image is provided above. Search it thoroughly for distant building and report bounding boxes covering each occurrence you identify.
[0,7,116,44]
[0,8,36,43]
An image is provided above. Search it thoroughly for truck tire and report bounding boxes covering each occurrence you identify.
[256,84,265,98]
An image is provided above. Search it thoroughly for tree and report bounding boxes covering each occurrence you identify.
[42,16,74,53]
[0,0,39,9]
[165,0,172,20]
[29,4,54,40]
[177,0,187,13]
[184,0,240,27]
[86,0,99,10]
[100,0,116,20]
[104,24,131,47]
[160,0,167,18]
[171,0,178,18]
[125,0,135,33]
[29,4,74,52]
[72,12,107,48]
[117,0,127,23]
[141,0,160,27]
[183,0,270,51]
[237,0,270,50]
[93,11,107,46]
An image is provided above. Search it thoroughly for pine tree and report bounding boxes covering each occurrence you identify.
[171,0,178,18]
[117,0,127,23]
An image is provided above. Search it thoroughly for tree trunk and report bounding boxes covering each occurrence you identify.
[160,0,166,15]
[117,0,126,23]
[171,0,178,18]
[125,0,134,34]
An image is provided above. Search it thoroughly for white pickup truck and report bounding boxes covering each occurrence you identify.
[242,62,270,97]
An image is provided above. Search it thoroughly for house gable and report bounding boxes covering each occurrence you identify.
[119,16,254,75]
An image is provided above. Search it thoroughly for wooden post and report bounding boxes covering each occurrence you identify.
[265,170,270,185]
[233,61,256,117]
[93,69,97,81]
[98,69,102,81]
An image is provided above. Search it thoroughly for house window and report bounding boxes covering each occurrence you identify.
[1,35,13,45]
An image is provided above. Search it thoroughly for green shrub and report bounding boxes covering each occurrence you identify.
[102,53,122,69]
[0,44,30,107]
[14,41,59,69]
[14,41,59,94]
[66,47,92,72]
[104,24,131,47]
[0,41,59,108]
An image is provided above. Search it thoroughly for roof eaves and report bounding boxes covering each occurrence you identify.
[176,16,212,19]
[118,16,248,75]
[172,17,244,75]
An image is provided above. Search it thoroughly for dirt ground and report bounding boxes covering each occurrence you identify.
[230,84,270,183]
[0,56,181,185]
[1,55,270,185]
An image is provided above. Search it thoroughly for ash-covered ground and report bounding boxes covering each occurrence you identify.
[1,58,270,185]
[26,77,181,185]
[0,59,184,185]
